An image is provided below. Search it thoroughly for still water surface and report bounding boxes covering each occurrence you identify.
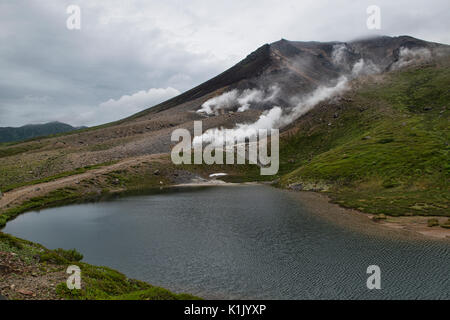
[4,185,449,299]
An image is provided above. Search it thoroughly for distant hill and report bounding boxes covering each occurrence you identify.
[0,122,86,143]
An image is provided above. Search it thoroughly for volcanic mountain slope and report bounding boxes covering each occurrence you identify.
[0,35,449,219]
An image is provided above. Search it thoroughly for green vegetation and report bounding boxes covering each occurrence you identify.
[40,248,84,264]
[278,61,449,217]
[441,219,450,229]
[55,262,199,300]
[427,218,439,227]
[0,188,90,228]
[0,231,197,300]
[1,161,117,192]
[373,214,388,221]
[0,143,45,159]
[110,288,200,300]
[0,122,82,144]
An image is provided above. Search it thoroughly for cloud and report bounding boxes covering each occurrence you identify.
[82,87,180,124]
[99,87,180,112]
[0,0,449,126]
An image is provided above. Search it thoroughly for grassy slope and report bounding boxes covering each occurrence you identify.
[0,232,199,300]
[0,160,202,300]
[279,61,449,216]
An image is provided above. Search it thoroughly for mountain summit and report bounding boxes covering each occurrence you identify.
[128,35,448,119]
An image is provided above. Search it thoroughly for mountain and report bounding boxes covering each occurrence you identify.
[127,35,446,119]
[0,35,448,218]
[0,122,86,143]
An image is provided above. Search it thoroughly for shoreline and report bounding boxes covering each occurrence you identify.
[286,190,450,241]
[1,176,448,300]
[168,179,450,242]
[2,172,448,242]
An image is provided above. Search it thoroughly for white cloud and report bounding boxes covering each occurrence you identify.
[99,87,180,111]
[81,87,180,124]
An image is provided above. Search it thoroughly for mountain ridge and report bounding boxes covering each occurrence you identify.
[0,122,87,143]
[125,35,448,121]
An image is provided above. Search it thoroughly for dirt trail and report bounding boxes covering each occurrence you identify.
[0,153,169,212]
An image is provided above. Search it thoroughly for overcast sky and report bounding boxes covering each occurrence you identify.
[0,0,449,127]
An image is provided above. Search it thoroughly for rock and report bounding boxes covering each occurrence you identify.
[17,289,34,296]
[0,264,9,274]
[153,170,160,175]
[372,214,387,221]
[289,184,303,191]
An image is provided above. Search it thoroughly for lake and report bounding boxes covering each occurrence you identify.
[3,185,449,299]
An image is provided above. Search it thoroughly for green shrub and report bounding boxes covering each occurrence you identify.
[0,232,24,249]
[427,218,439,227]
[40,248,83,264]
[54,248,84,262]
[372,214,387,221]
[440,219,450,229]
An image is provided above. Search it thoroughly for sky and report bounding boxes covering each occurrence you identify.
[0,0,449,127]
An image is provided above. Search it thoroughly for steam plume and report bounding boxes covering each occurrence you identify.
[194,45,432,148]
[197,85,280,114]
[391,47,432,70]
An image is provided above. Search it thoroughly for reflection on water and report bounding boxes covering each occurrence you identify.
[3,185,450,299]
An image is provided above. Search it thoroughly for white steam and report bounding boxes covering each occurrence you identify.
[194,76,349,147]
[391,47,432,70]
[197,90,239,114]
[197,85,280,114]
[283,76,349,125]
[351,59,380,76]
[331,44,349,66]
[194,45,429,148]
[194,106,283,147]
